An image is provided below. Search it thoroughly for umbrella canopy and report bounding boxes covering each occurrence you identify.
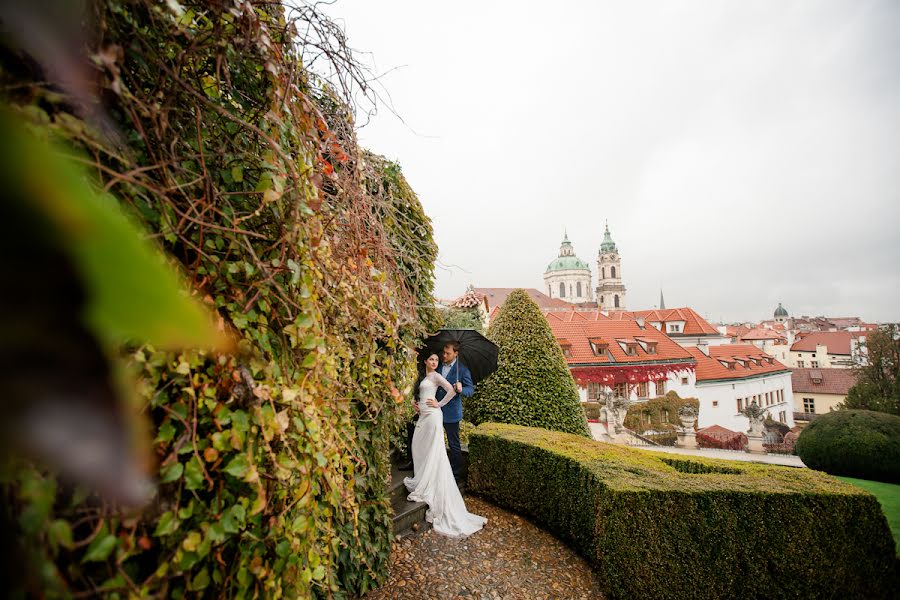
[419,329,499,384]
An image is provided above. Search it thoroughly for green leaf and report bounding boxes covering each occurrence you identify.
[190,568,210,591]
[159,461,184,484]
[0,114,229,351]
[224,454,250,478]
[154,511,180,537]
[48,519,74,550]
[184,456,205,490]
[221,504,246,534]
[83,533,118,563]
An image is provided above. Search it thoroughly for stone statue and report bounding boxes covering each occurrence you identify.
[606,395,631,436]
[742,400,767,454]
[675,405,698,449]
[742,400,766,435]
[677,405,697,432]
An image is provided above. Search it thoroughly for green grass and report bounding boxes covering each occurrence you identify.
[838,476,900,554]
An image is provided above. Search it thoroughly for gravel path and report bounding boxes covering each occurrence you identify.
[361,496,604,600]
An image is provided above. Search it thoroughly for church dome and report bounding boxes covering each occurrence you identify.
[546,233,590,273]
[546,255,590,273]
[774,302,788,317]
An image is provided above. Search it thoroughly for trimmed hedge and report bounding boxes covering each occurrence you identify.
[466,290,590,437]
[468,423,898,600]
[796,410,900,483]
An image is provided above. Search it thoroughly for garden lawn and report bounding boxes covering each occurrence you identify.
[838,476,900,554]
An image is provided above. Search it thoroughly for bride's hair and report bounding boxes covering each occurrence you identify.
[414,353,439,398]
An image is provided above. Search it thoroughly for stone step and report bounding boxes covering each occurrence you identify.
[389,447,470,538]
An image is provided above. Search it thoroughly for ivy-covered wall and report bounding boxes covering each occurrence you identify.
[0,1,437,597]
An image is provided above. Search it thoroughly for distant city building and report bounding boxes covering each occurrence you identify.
[791,368,857,428]
[774,302,789,324]
[685,344,795,431]
[595,223,627,311]
[544,233,593,303]
[544,309,696,403]
[787,331,867,368]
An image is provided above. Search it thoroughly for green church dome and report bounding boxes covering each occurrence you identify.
[546,255,590,273]
[774,302,788,317]
[546,233,590,273]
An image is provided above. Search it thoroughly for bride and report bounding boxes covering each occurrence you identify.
[403,353,486,538]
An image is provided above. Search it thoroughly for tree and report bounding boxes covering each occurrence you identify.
[439,306,484,333]
[465,289,590,437]
[840,325,900,415]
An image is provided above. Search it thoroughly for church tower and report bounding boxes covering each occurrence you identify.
[544,232,593,303]
[595,223,627,311]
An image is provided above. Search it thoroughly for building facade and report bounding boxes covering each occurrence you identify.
[685,344,795,431]
[544,310,697,404]
[595,224,627,311]
[791,368,857,427]
[544,234,593,303]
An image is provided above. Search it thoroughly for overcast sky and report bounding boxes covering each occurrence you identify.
[320,0,900,323]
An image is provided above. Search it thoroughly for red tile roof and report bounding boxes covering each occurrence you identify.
[626,307,720,336]
[685,344,790,382]
[544,310,693,365]
[740,327,786,342]
[790,331,854,355]
[791,368,857,395]
[475,288,572,311]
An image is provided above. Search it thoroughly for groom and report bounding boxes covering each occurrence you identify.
[400,342,474,481]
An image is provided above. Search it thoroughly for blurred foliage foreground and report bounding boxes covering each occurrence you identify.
[0,1,440,597]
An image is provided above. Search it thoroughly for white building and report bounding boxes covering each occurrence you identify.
[685,344,795,431]
[544,233,593,303]
[595,224,627,311]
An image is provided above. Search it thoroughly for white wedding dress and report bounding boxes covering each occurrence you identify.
[403,371,487,538]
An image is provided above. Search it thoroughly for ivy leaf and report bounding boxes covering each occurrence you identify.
[224,454,250,478]
[190,568,210,591]
[154,511,180,537]
[184,456,205,490]
[9,119,231,351]
[159,461,183,484]
[221,504,246,534]
[83,533,118,563]
[48,519,74,551]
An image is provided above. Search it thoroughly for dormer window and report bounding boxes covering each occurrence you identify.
[557,339,573,358]
[587,337,608,357]
[646,342,658,355]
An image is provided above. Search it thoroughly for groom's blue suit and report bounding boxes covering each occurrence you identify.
[436,358,474,478]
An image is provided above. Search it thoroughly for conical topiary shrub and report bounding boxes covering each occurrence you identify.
[465,289,591,437]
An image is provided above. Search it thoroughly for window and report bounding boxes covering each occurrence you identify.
[657,380,667,395]
[779,410,786,423]
[587,382,602,400]
[646,342,658,355]
[797,360,805,368]
[561,346,572,358]
[681,377,688,385]
[602,267,606,279]
[811,361,819,368]
[600,296,604,304]
[577,282,582,297]
[612,266,617,278]
[559,282,565,297]
[614,295,620,308]
[713,400,719,407]
[613,382,628,398]
[803,398,815,413]
[812,353,816,358]
[626,343,638,356]
[737,398,743,412]
[637,382,649,398]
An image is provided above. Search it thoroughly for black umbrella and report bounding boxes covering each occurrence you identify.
[419,329,499,384]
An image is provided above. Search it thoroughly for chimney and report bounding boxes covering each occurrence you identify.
[697,342,709,356]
